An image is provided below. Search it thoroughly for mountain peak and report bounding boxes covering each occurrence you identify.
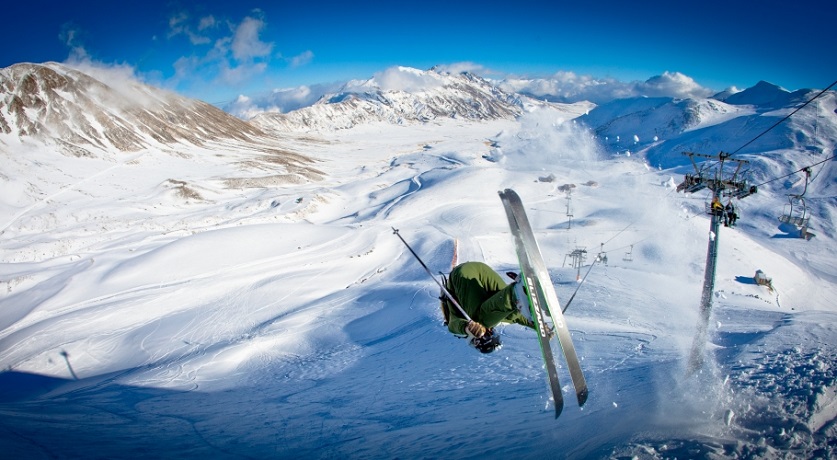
[720,80,790,107]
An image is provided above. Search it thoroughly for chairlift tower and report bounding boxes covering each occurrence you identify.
[676,151,757,370]
[565,190,574,230]
[564,248,587,281]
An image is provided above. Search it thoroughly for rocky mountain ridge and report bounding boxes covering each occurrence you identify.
[0,62,268,156]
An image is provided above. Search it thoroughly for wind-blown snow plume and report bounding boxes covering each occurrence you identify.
[490,106,603,169]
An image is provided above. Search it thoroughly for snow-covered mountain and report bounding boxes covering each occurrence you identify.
[0,62,269,156]
[721,80,809,108]
[250,67,528,133]
[576,82,837,172]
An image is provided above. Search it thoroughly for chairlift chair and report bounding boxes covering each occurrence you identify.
[623,245,634,262]
[778,167,812,230]
[677,174,707,193]
[779,194,810,228]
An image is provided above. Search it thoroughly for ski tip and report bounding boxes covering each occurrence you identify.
[577,387,589,407]
[554,402,564,419]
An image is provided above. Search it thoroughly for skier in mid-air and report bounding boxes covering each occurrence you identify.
[440,261,534,353]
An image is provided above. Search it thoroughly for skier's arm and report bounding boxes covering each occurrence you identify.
[447,315,468,336]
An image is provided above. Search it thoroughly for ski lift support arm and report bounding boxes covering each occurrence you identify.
[677,152,756,198]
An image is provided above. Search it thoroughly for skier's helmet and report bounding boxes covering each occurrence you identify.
[472,329,502,354]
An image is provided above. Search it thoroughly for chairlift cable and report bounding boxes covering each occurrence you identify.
[809,158,830,184]
[562,258,598,314]
[752,154,836,188]
[604,237,650,255]
[602,221,634,246]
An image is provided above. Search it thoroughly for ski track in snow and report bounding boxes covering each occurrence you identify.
[1,118,836,458]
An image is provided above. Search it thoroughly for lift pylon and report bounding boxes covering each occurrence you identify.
[676,151,757,371]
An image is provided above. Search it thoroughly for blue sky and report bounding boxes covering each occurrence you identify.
[2,0,834,105]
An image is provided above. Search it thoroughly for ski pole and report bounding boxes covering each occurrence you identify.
[392,227,472,322]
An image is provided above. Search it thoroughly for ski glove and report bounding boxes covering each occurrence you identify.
[466,321,486,339]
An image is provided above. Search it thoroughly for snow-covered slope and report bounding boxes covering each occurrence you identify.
[1,65,836,458]
[579,97,753,150]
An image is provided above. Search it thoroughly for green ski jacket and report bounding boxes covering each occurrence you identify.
[443,261,531,336]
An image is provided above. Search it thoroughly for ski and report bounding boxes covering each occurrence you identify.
[499,189,588,415]
[498,189,564,417]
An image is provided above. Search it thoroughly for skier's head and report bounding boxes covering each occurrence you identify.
[471,329,501,354]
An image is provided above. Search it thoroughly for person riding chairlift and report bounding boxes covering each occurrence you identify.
[724,202,738,227]
[711,196,724,217]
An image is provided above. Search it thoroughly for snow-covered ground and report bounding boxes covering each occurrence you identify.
[1,113,835,458]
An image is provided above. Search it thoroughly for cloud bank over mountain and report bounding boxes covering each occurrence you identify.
[50,49,739,122]
[223,66,729,119]
[498,70,720,104]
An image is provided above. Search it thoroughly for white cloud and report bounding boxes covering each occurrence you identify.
[197,16,217,31]
[168,12,213,45]
[218,61,268,85]
[225,94,275,120]
[373,66,444,92]
[499,70,714,103]
[59,23,90,63]
[433,62,488,75]
[58,8,318,105]
[287,50,314,68]
[172,55,199,81]
[231,17,273,61]
[225,82,342,119]
[638,72,713,99]
[161,10,284,98]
